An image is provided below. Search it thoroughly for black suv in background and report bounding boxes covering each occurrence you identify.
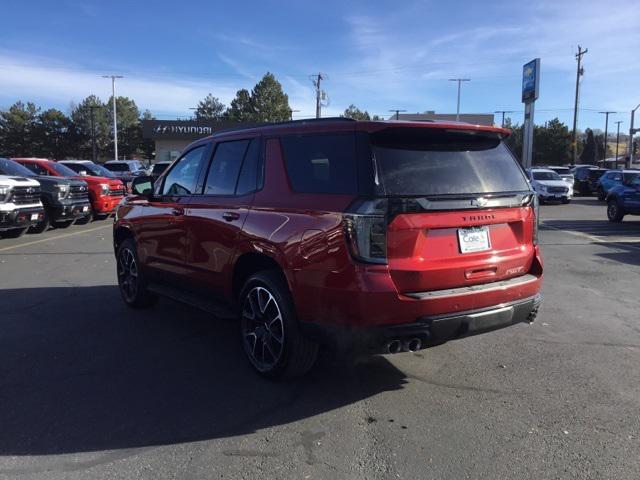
[0,158,91,232]
[572,166,607,196]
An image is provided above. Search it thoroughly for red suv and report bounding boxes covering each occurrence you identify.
[114,119,543,379]
[13,158,125,221]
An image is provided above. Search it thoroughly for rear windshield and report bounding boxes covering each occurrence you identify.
[532,171,561,181]
[550,167,570,175]
[104,163,130,172]
[371,128,529,196]
[588,169,606,179]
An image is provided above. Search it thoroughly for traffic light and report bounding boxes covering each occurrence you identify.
[634,140,638,156]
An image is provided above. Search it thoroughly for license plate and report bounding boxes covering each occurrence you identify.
[83,206,89,212]
[30,213,39,221]
[458,226,491,254]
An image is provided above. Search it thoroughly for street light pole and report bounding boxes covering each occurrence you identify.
[449,78,470,121]
[629,104,640,168]
[598,111,616,163]
[389,109,407,120]
[88,104,101,164]
[614,121,623,169]
[495,110,515,128]
[102,75,123,161]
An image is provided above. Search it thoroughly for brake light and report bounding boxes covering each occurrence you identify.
[531,194,539,245]
[343,198,388,264]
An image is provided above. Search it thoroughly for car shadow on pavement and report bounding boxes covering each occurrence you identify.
[0,286,408,456]
[594,242,640,266]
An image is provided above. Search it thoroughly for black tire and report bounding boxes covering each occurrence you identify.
[1,227,28,239]
[607,199,625,222]
[561,197,571,204]
[53,220,73,229]
[597,187,606,201]
[239,271,318,380]
[28,209,51,234]
[116,238,158,308]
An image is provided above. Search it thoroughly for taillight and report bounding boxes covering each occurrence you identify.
[343,198,388,264]
[531,194,539,245]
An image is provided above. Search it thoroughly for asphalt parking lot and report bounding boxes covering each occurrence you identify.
[1,198,639,480]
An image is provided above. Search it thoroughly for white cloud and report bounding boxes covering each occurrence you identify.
[0,53,240,117]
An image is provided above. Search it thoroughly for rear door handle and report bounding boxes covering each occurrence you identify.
[222,211,240,222]
[171,207,184,216]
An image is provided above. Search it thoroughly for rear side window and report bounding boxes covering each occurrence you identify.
[204,140,250,195]
[281,133,358,194]
[235,138,262,196]
[371,128,529,196]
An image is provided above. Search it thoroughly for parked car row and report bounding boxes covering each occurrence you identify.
[0,157,125,238]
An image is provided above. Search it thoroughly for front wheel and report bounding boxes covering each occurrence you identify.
[239,271,318,380]
[607,200,625,222]
[116,238,157,308]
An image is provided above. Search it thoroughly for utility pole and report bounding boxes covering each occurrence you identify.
[102,75,123,161]
[571,46,588,164]
[311,73,327,119]
[448,78,470,121]
[598,111,616,162]
[614,120,623,169]
[629,104,640,168]
[389,109,407,120]
[494,110,515,128]
[88,104,102,164]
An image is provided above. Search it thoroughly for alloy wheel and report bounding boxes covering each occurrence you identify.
[607,202,618,220]
[117,248,139,302]
[241,286,285,372]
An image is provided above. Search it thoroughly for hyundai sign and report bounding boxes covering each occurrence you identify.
[522,58,540,103]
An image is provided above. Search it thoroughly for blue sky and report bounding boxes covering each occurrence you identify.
[1,0,639,130]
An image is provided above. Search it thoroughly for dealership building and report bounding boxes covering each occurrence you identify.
[142,120,256,163]
[143,113,496,162]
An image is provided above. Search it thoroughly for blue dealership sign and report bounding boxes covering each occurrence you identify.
[522,58,540,103]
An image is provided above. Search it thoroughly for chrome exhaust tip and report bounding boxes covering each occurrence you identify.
[386,339,402,354]
[406,337,422,352]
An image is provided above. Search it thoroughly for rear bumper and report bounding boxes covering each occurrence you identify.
[0,206,45,231]
[301,294,541,353]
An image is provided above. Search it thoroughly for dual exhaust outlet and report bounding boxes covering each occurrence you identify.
[385,337,422,354]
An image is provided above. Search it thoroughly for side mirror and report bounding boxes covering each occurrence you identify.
[131,176,154,197]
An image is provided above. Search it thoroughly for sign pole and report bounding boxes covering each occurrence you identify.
[523,102,535,169]
[521,58,540,169]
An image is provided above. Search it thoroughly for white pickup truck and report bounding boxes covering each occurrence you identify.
[0,175,45,238]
